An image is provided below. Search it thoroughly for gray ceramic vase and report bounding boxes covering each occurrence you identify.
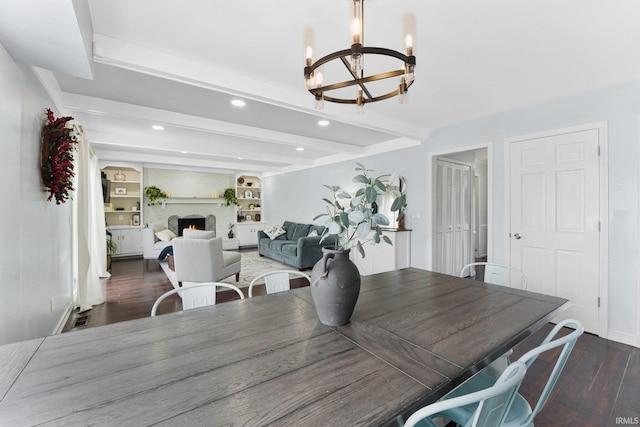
[310,247,361,326]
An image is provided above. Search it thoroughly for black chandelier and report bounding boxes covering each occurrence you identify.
[304,0,416,113]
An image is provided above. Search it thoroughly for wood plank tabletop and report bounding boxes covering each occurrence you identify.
[0,268,568,426]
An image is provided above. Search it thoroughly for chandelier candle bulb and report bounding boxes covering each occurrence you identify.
[352,18,361,44]
[405,34,414,56]
[306,46,313,66]
[304,27,314,59]
[351,0,363,44]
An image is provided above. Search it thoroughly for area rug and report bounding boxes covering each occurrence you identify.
[160,250,309,290]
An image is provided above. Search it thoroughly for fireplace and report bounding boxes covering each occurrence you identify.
[168,214,216,237]
[177,217,206,236]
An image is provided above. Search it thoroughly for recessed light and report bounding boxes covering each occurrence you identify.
[296,147,305,151]
[151,125,165,131]
[231,99,246,107]
[318,119,330,126]
[180,151,188,154]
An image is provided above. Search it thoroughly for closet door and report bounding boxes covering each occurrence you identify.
[434,159,472,275]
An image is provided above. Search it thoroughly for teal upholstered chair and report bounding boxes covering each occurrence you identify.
[442,319,584,427]
[404,361,527,427]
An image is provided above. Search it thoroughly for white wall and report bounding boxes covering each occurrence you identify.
[0,43,73,345]
[143,168,236,237]
[264,80,640,347]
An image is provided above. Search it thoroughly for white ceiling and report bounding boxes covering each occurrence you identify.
[3,0,640,175]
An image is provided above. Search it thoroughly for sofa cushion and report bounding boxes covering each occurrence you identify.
[183,229,215,239]
[281,244,298,256]
[309,225,325,236]
[269,240,293,251]
[285,222,310,241]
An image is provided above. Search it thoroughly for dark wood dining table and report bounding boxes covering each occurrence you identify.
[0,268,567,426]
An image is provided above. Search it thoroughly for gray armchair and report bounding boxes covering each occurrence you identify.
[173,237,241,285]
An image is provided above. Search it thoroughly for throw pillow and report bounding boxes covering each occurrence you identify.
[151,222,166,233]
[182,229,216,239]
[307,229,319,237]
[264,224,287,240]
[155,229,176,242]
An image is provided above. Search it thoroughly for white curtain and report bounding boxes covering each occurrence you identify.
[74,126,106,312]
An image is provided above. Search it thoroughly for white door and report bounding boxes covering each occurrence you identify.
[509,129,600,333]
[434,159,472,276]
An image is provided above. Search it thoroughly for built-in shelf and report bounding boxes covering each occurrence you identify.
[236,175,262,225]
[102,165,143,229]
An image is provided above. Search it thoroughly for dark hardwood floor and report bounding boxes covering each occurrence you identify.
[62,257,640,427]
[62,252,308,331]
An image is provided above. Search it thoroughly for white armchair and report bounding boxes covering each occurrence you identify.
[173,236,241,284]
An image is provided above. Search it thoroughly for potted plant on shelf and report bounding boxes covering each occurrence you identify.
[144,186,168,206]
[310,163,405,326]
[223,188,239,206]
[389,174,408,230]
[228,223,235,239]
[106,235,118,272]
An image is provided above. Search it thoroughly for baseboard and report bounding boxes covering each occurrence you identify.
[607,329,639,348]
[52,302,75,335]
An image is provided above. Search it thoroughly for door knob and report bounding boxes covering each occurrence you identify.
[513,233,522,240]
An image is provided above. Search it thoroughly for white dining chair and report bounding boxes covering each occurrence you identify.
[442,319,584,427]
[461,262,528,376]
[150,282,244,316]
[403,361,528,427]
[248,270,311,298]
[460,262,527,290]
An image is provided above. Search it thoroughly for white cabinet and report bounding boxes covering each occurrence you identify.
[110,228,143,257]
[235,223,266,247]
[350,230,411,276]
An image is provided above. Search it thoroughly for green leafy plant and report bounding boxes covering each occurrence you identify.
[223,188,239,206]
[106,237,119,255]
[314,163,405,258]
[144,186,168,206]
[388,174,407,222]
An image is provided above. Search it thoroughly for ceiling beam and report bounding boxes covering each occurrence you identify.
[61,92,366,154]
[92,34,427,139]
[89,132,315,166]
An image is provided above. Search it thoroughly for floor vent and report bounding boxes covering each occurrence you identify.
[74,316,89,328]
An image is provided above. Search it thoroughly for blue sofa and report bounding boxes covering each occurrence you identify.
[257,221,337,270]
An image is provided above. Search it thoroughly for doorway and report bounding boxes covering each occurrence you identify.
[431,147,489,275]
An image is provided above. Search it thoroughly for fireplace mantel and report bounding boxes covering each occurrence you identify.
[161,197,225,206]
